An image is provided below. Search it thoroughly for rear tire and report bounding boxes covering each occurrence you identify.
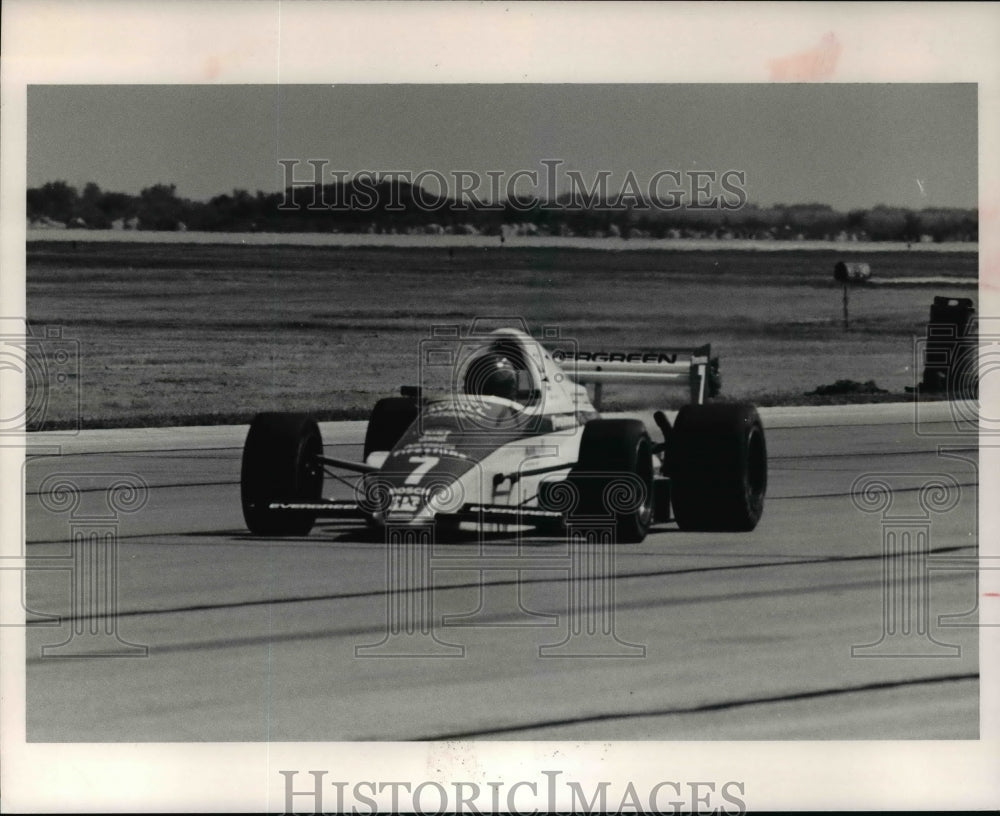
[241,413,323,536]
[363,397,420,460]
[533,515,568,538]
[567,419,654,543]
[668,402,767,532]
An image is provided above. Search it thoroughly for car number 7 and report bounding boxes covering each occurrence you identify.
[404,455,440,485]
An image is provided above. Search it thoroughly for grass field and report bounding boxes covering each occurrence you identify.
[25,241,977,428]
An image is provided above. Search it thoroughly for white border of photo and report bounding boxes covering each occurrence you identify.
[2,1,997,811]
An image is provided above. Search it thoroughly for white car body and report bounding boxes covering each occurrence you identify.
[288,327,712,530]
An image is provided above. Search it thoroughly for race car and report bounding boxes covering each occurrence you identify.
[239,325,766,543]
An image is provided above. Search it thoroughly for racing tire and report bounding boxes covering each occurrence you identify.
[241,412,323,536]
[533,515,569,539]
[567,419,655,544]
[434,515,464,541]
[667,402,767,532]
[363,397,420,460]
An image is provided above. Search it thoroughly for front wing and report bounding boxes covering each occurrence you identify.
[262,499,565,526]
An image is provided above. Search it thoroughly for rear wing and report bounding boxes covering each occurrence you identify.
[552,344,715,409]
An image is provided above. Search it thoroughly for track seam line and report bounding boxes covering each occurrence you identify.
[411,673,980,740]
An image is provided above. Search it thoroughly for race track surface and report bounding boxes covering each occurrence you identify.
[23,404,981,741]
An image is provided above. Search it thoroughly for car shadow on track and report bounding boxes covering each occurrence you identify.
[214,523,680,546]
[313,523,681,546]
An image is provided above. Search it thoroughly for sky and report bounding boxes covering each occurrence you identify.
[27,84,978,211]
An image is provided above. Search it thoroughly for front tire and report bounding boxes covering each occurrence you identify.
[668,402,767,532]
[241,412,323,536]
[567,419,654,543]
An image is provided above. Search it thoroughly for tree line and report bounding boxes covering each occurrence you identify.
[27,179,979,242]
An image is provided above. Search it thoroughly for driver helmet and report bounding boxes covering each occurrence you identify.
[465,355,519,401]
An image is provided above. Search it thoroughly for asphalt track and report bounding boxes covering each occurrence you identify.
[23,403,982,741]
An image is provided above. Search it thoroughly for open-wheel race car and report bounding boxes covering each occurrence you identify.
[240,324,767,543]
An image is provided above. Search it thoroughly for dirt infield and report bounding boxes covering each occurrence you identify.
[26,241,976,428]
